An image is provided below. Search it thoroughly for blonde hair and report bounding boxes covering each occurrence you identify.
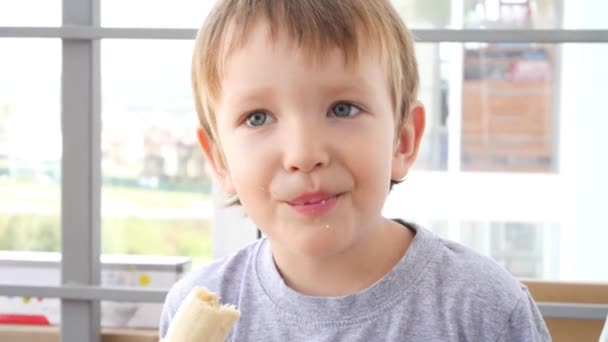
[192,0,419,203]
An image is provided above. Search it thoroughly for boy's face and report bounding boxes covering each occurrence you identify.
[200,20,424,258]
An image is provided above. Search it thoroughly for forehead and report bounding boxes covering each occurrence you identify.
[217,18,388,101]
[218,6,385,65]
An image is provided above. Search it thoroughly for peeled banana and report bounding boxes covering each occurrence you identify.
[162,287,240,342]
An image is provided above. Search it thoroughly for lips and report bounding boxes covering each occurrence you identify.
[286,192,342,216]
[287,192,338,206]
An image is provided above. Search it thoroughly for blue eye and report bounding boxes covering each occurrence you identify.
[246,111,269,127]
[331,102,360,118]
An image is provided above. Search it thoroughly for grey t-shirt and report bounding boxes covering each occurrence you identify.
[159,222,551,341]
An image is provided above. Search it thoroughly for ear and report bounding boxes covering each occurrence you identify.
[391,101,426,181]
[196,127,236,195]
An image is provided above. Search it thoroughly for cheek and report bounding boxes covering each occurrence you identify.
[348,119,394,170]
[221,134,275,197]
[221,137,278,228]
[342,124,394,207]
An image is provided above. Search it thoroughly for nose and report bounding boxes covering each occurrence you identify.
[281,118,330,173]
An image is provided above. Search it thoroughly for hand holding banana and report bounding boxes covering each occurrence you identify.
[161,287,240,342]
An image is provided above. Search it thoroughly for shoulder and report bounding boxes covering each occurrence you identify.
[429,234,528,311]
[417,228,549,339]
[406,223,525,301]
[435,236,524,293]
[158,239,262,338]
[495,286,551,341]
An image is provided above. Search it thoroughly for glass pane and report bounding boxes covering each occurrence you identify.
[99,0,608,30]
[413,42,558,173]
[560,43,608,283]
[102,0,452,28]
[464,0,608,30]
[101,0,216,28]
[461,221,559,278]
[563,0,608,29]
[102,0,453,29]
[464,0,558,29]
[0,39,61,252]
[413,43,450,170]
[393,0,452,28]
[0,295,60,326]
[462,42,556,172]
[388,43,608,282]
[0,252,188,329]
[0,1,61,26]
[99,254,190,328]
[0,252,61,326]
[101,40,213,270]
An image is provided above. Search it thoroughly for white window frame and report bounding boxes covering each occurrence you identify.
[2,0,608,340]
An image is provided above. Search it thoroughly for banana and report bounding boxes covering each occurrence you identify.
[162,287,240,342]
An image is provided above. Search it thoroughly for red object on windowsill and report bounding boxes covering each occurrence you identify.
[0,314,50,325]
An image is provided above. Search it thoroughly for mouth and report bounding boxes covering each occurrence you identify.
[286,192,343,216]
[287,191,340,205]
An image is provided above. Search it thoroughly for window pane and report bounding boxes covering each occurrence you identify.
[462,43,556,172]
[464,0,558,29]
[0,39,61,253]
[413,42,558,173]
[0,252,188,329]
[560,43,608,282]
[101,40,213,270]
[0,2,60,27]
[464,0,608,30]
[0,252,61,326]
[102,0,453,29]
[461,221,559,278]
[563,0,608,29]
[0,1,60,27]
[393,0,452,28]
[101,0,216,28]
[99,0,608,30]
[386,43,608,282]
[99,254,190,329]
[413,43,450,170]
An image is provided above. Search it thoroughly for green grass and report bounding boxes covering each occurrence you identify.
[0,214,60,252]
[103,216,213,267]
[0,179,214,267]
[0,214,213,266]
[0,179,211,212]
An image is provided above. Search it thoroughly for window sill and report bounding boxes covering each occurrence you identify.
[0,325,157,342]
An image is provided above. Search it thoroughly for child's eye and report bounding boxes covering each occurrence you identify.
[330,102,360,118]
[245,111,273,127]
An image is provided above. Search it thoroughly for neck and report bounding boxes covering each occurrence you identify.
[270,219,413,297]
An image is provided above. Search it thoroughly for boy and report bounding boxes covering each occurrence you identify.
[160,0,551,340]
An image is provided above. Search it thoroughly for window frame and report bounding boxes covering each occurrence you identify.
[1,0,608,340]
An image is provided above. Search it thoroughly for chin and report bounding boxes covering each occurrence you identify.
[289,233,351,258]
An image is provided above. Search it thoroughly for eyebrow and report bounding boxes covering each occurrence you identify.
[221,85,276,108]
[221,75,376,109]
[318,81,373,97]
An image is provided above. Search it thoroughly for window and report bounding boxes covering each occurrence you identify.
[0,1,61,27]
[392,0,452,28]
[101,0,215,28]
[383,0,608,283]
[101,39,213,269]
[0,39,61,253]
[1,0,608,339]
[463,0,558,29]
